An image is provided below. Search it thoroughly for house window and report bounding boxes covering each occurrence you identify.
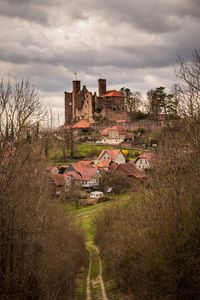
[140,159,142,164]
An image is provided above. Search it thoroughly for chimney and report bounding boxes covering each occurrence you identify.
[72,80,81,94]
[98,78,106,97]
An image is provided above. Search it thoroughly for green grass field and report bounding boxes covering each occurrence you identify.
[64,194,132,300]
[50,142,144,164]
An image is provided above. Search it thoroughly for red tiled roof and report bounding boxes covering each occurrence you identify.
[59,164,68,168]
[116,119,127,123]
[47,166,59,174]
[101,127,111,136]
[135,152,154,162]
[65,161,98,181]
[101,126,126,136]
[72,120,91,129]
[66,171,82,180]
[80,166,98,181]
[47,166,56,172]
[97,159,112,168]
[110,126,127,135]
[113,163,145,179]
[101,90,123,97]
[78,160,93,165]
[109,161,118,172]
[50,174,68,186]
[97,149,122,161]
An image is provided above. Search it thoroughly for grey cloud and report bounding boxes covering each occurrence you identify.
[0,0,49,24]
[91,0,200,33]
[0,0,199,117]
[1,0,200,33]
[0,0,88,26]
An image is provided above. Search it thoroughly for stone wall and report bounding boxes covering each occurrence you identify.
[64,92,72,124]
[92,120,163,131]
[100,110,130,122]
[75,89,94,122]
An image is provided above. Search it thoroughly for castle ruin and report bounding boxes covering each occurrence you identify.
[64,79,128,124]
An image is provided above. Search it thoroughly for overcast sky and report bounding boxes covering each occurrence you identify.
[0,0,199,122]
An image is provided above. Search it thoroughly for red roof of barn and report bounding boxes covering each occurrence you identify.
[65,161,98,181]
[113,163,145,179]
[50,174,68,186]
[47,166,57,172]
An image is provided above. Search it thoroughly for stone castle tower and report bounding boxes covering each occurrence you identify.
[64,78,127,124]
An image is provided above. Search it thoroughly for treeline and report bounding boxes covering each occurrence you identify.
[95,52,200,299]
[0,80,85,299]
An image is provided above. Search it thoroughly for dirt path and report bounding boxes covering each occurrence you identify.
[86,243,109,300]
[93,245,109,300]
[86,247,92,300]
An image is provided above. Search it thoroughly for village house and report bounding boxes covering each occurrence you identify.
[47,166,59,174]
[96,159,118,172]
[134,152,154,171]
[64,161,101,188]
[101,126,127,145]
[95,149,126,165]
[50,173,69,196]
[112,163,145,180]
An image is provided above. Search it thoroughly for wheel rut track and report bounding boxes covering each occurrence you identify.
[86,243,109,300]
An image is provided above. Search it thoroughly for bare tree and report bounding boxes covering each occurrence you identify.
[0,79,43,143]
[0,79,85,299]
[177,50,200,120]
[120,87,142,112]
[56,126,75,159]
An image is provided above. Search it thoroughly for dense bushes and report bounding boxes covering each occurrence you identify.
[0,144,85,299]
[100,173,135,194]
[95,121,200,299]
[0,79,85,299]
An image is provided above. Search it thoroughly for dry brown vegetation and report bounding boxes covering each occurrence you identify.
[95,52,200,299]
[0,80,85,299]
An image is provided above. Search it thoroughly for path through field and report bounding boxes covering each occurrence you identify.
[73,195,131,300]
[86,243,108,300]
[74,201,113,300]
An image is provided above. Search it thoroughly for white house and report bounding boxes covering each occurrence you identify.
[134,152,154,171]
[96,149,126,165]
[101,126,127,145]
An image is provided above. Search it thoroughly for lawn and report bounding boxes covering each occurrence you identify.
[76,143,143,159]
[64,193,133,243]
[50,142,144,165]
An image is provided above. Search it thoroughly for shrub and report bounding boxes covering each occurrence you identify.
[95,121,200,299]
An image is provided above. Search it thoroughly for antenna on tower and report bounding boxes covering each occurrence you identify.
[74,72,77,80]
